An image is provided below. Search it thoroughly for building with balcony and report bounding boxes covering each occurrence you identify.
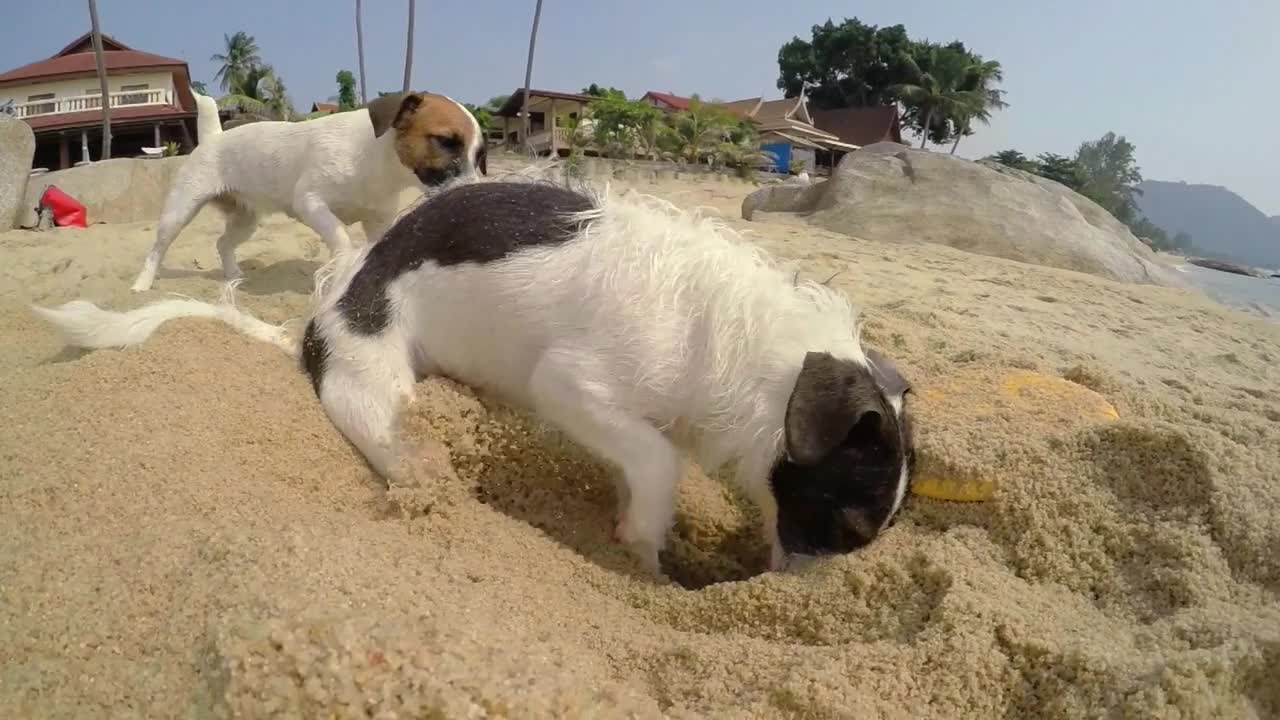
[0,31,200,171]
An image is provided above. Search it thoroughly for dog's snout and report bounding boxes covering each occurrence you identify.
[415,163,459,187]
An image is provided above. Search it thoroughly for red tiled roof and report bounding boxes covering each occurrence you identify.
[23,104,193,133]
[642,91,691,111]
[811,106,904,147]
[56,31,135,56]
[0,49,186,86]
[312,102,339,113]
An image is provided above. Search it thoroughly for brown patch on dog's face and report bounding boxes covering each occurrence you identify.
[367,91,481,187]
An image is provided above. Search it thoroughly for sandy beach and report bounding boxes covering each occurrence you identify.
[2,159,1278,718]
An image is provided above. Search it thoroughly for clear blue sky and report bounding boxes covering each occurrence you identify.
[4,0,1277,214]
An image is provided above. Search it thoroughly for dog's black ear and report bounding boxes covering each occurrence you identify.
[784,351,884,466]
[864,346,911,398]
[477,142,488,175]
[367,92,423,138]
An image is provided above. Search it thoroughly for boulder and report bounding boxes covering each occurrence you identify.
[22,156,186,226]
[743,142,1184,286]
[0,117,36,229]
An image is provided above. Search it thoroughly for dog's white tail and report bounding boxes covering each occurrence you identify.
[31,291,297,357]
[195,93,222,144]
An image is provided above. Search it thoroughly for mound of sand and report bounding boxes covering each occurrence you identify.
[2,162,1278,718]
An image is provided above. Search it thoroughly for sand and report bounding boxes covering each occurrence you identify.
[2,159,1278,719]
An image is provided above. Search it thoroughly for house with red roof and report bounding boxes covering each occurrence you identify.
[640,91,692,112]
[0,31,201,171]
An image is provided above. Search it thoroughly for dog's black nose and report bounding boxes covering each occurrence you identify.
[415,166,455,186]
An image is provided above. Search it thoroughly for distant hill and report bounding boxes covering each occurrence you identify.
[1135,181,1280,268]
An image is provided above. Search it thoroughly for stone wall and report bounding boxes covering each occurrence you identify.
[22,157,186,227]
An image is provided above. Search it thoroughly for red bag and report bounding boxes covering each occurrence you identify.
[39,185,88,228]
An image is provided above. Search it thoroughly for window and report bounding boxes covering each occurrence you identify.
[25,92,55,115]
[120,83,150,105]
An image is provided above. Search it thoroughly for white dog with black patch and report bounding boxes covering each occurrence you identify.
[33,177,916,577]
[128,90,487,293]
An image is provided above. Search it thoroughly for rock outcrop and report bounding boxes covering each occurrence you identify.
[0,117,36,230]
[743,142,1185,286]
[22,156,186,226]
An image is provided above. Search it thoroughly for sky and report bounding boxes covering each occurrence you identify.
[4,0,1278,215]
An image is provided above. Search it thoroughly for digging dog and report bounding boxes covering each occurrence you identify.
[33,177,916,576]
[128,90,488,293]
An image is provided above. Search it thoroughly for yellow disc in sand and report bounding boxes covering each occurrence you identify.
[908,369,1120,503]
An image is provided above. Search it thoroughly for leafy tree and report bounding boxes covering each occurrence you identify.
[1075,131,1143,223]
[1172,231,1195,252]
[985,149,1033,170]
[336,70,358,111]
[485,95,510,111]
[217,64,292,121]
[1033,153,1085,191]
[582,84,626,100]
[949,54,1007,154]
[211,31,263,93]
[661,97,740,164]
[889,43,984,148]
[777,18,915,108]
[191,80,209,95]
[587,94,662,158]
[462,103,493,130]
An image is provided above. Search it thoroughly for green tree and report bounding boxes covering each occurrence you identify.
[582,84,626,99]
[191,80,209,95]
[662,97,739,164]
[336,70,358,111]
[588,95,662,158]
[462,103,493,130]
[890,43,984,148]
[985,149,1033,170]
[1074,131,1144,223]
[211,31,263,94]
[949,55,1007,154]
[486,95,510,111]
[776,18,915,108]
[1033,153,1085,191]
[217,64,292,121]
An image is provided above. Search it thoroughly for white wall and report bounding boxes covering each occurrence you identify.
[0,70,174,108]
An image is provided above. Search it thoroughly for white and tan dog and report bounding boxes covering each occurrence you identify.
[129,91,487,292]
[34,177,915,578]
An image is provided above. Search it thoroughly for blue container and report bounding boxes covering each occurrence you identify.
[760,142,790,173]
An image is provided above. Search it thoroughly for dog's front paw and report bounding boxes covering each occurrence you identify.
[616,517,665,578]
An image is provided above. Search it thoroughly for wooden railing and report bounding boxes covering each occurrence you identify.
[12,88,173,118]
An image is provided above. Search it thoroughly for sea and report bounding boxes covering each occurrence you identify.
[1179,264,1280,321]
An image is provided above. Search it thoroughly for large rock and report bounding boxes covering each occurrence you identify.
[22,156,187,226]
[744,142,1184,286]
[0,117,36,230]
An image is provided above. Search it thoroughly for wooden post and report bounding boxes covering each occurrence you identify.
[520,0,544,150]
[59,133,70,170]
[153,123,161,148]
[81,130,90,163]
[549,99,557,155]
[88,0,111,160]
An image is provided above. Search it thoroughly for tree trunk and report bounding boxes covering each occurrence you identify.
[402,0,415,92]
[919,107,933,149]
[88,0,111,160]
[521,0,544,151]
[356,0,368,104]
[950,128,964,155]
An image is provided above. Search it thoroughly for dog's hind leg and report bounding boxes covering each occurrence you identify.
[215,207,259,281]
[131,186,217,292]
[527,353,681,577]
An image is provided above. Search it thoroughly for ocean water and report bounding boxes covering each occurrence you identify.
[1180,264,1280,321]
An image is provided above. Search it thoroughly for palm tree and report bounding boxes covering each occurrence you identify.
[402,0,415,92]
[520,0,545,149]
[87,0,111,160]
[949,57,1007,154]
[211,32,263,94]
[356,0,368,104]
[217,65,291,121]
[890,44,985,149]
[667,98,735,165]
